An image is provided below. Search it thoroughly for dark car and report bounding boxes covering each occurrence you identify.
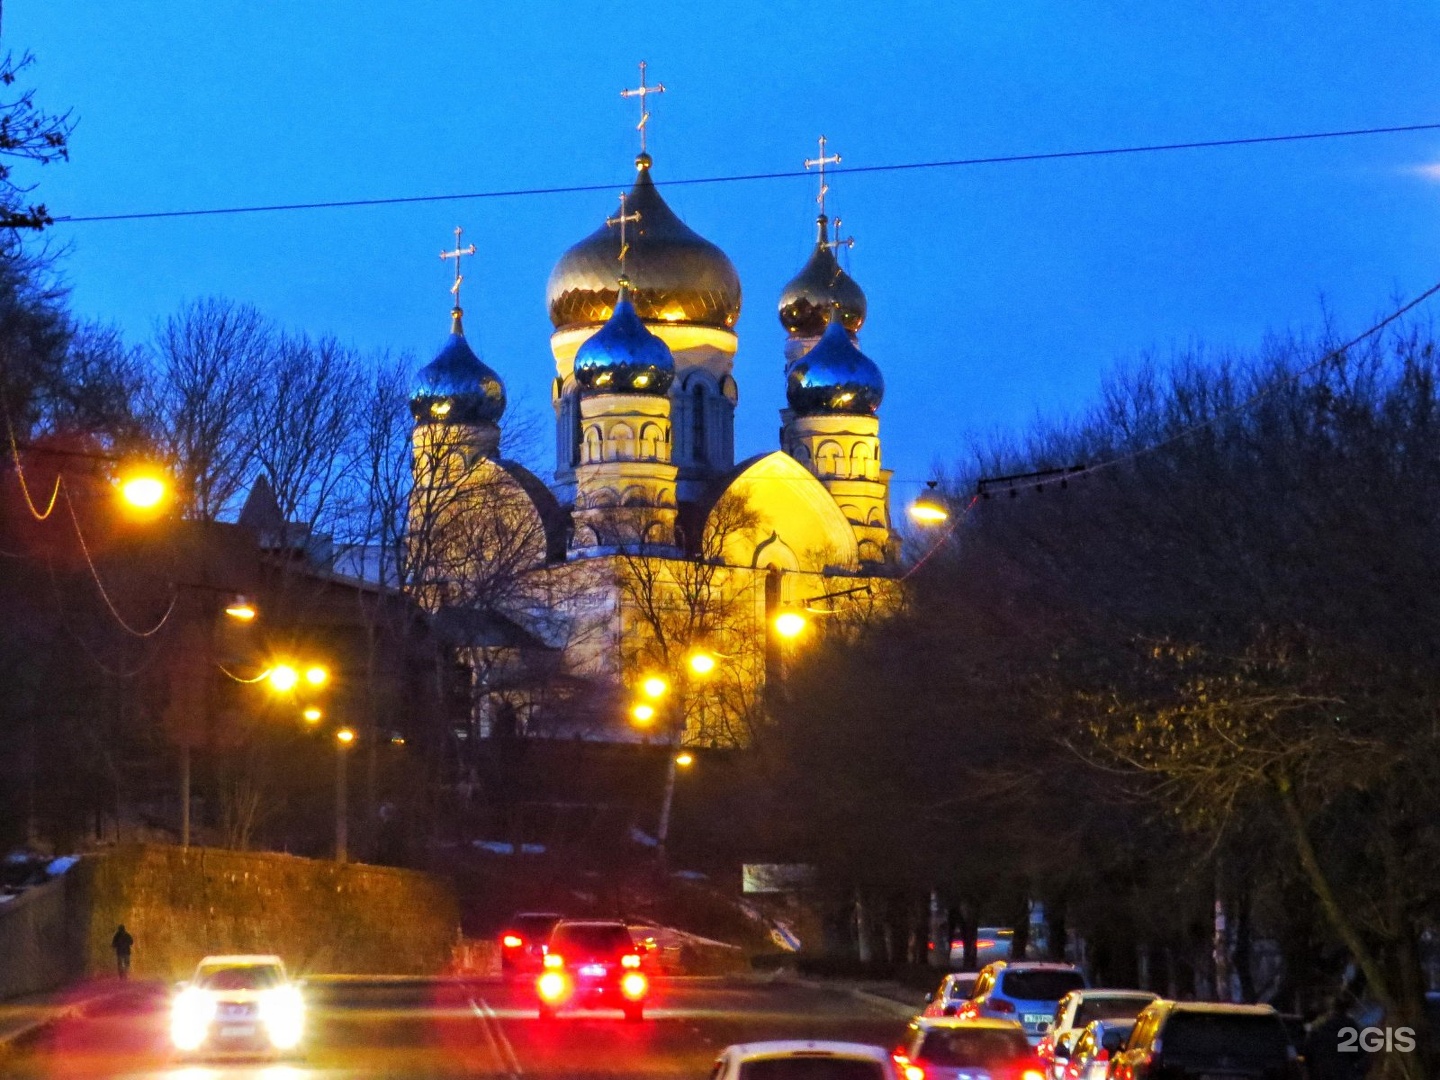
[1111,1001,1299,1080]
[499,912,562,979]
[536,919,649,1021]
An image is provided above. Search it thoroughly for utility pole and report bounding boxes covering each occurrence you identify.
[335,728,354,864]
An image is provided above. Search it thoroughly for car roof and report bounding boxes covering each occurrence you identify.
[725,1041,891,1061]
[1000,962,1082,972]
[914,1017,1027,1032]
[1072,989,1154,998]
[512,911,563,919]
[1161,1002,1278,1016]
[196,954,284,966]
[554,919,628,928]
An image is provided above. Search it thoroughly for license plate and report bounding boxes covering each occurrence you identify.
[1024,1014,1050,1026]
[580,964,607,976]
[219,1024,256,1038]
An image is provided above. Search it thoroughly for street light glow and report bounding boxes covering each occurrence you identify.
[118,472,167,512]
[336,727,355,745]
[641,675,669,699]
[266,665,299,692]
[304,665,328,688]
[675,751,694,767]
[302,707,323,723]
[688,650,716,676]
[773,610,808,639]
[224,596,257,621]
[909,481,950,524]
[632,702,656,725]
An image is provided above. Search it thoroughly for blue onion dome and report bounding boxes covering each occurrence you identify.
[779,216,867,337]
[573,283,676,395]
[409,308,507,424]
[786,305,884,416]
[546,153,742,331]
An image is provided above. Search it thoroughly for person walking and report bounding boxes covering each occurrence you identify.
[111,924,133,979]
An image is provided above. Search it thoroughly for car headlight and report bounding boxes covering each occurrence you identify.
[259,986,305,1050]
[171,988,217,1051]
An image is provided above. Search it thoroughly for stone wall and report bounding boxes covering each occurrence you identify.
[0,845,459,995]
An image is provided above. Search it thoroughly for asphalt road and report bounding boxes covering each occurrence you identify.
[1,975,917,1080]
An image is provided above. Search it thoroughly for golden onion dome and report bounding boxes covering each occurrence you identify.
[546,154,742,332]
[779,216,867,337]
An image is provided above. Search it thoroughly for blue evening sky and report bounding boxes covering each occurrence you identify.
[14,1,1440,495]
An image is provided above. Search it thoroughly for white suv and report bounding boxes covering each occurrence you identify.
[1042,989,1158,1078]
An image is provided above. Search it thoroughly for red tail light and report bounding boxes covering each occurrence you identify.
[537,971,569,1002]
[892,1053,925,1080]
[1023,1070,1046,1080]
[990,998,1016,1014]
[621,953,641,969]
[502,934,523,948]
[1096,1050,1110,1063]
[620,972,648,1000]
[543,953,564,970]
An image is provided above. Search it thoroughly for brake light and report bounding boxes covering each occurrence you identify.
[502,934,523,948]
[903,1065,926,1080]
[1023,1071,1046,1080]
[537,971,569,1002]
[1096,1050,1109,1063]
[990,998,1016,1014]
[892,1053,925,1080]
[543,953,564,969]
[621,953,641,969]
[621,972,648,1000]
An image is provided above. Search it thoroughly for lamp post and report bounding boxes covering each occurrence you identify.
[335,727,355,864]
[634,647,717,860]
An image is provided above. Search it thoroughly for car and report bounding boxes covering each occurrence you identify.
[1040,990,1158,1078]
[923,972,982,1017]
[949,928,1016,968]
[170,954,305,1059]
[1110,1001,1300,1080]
[1060,1019,1136,1080]
[499,911,563,979]
[962,962,1089,1044]
[712,1041,904,1080]
[535,919,649,1021]
[894,1017,1043,1080]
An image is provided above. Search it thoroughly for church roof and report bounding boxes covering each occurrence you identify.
[572,285,676,395]
[546,154,742,332]
[779,216,867,337]
[411,309,507,425]
[786,306,884,416]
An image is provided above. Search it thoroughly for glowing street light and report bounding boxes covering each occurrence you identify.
[674,751,694,768]
[773,609,808,639]
[223,596,258,622]
[687,650,717,677]
[117,470,167,513]
[302,707,323,724]
[631,702,657,725]
[909,480,949,525]
[335,727,355,745]
[641,675,669,699]
[304,665,328,688]
[266,664,299,693]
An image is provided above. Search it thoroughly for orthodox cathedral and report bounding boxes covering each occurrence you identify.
[406,105,899,745]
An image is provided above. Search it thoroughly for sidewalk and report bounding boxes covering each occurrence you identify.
[0,978,146,1051]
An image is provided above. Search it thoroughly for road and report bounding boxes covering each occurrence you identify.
[1,975,917,1080]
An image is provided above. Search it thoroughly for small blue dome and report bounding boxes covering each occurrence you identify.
[410,310,507,425]
[786,307,884,416]
[573,287,675,395]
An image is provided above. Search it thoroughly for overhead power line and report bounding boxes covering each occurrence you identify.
[52,120,1440,225]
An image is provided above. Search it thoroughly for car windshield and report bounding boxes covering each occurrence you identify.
[1164,1014,1289,1060]
[197,966,284,991]
[551,923,632,954]
[1000,970,1086,1001]
[919,1028,1032,1066]
[512,914,561,937]
[739,1057,887,1080]
[1075,997,1153,1026]
[947,976,978,999]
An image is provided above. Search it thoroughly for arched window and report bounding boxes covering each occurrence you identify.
[569,394,582,467]
[816,440,843,477]
[639,422,662,460]
[692,383,707,464]
[610,422,634,460]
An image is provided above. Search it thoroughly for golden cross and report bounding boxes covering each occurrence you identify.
[606,192,642,281]
[804,135,842,218]
[620,60,666,155]
[823,216,854,254]
[440,226,477,309]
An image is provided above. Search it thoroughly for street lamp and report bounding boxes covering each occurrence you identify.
[909,480,949,524]
[674,751,694,768]
[302,707,323,724]
[631,702,656,725]
[223,596,258,621]
[304,664,328,688]
[117,471,167,512]
[641,675,669,699]
[773,609,808,639]
[266,664,300,693]
[334,727,355,864]
[687,650,717,676]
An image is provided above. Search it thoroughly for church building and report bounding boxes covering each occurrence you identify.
[406,99,899,747]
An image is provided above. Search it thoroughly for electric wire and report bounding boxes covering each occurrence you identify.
[62,485,178,638]
[51,120,1440,225]
[5,410,63,520]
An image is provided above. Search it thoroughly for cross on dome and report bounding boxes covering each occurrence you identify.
[605,192,642,284]
[805,135,842,220]
[440,226,477,328]
[620,61,666,157]
[823,216,854,255]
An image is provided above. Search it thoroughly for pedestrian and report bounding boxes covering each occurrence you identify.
[111,923,133,979]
